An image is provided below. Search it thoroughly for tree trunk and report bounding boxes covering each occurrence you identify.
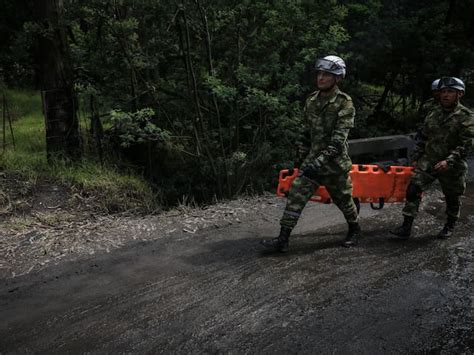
[35,0,81,160]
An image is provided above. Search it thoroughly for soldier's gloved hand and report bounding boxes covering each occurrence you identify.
[434,160,449,172]
[300,161,321,180]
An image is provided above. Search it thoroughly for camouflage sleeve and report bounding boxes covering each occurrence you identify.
[301,98,311,147]
[446,112,474,166]
[411,122,428,162]
[294,100,311,163]
[315,98,355,166]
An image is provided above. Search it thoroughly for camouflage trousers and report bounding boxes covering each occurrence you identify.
[280,172,359,231]
[402,167,467,219]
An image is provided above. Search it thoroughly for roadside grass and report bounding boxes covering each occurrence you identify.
[0,88,159,213]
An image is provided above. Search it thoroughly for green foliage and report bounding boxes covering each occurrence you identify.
[1,0,473,206]
[107,108,171,148]
[202,74,237,103]
[56,0,356,201]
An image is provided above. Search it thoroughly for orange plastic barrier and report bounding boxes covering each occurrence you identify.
[276,164,414,204]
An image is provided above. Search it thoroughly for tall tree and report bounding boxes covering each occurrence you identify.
[35,0,80,160]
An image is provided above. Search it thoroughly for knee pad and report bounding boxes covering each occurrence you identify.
[406,183,422,202]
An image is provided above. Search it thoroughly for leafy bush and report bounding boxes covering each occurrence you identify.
[107,108,171,148]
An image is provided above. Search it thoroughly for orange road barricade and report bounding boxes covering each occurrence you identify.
[276,164,414,210]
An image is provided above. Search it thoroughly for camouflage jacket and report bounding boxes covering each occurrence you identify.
[302,87,355,175]
[412,102,474,172]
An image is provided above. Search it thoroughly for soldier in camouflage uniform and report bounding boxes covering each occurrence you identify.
[391,77,474,239]
[261,55,360,252]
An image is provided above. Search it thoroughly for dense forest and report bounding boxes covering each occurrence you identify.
[1,0,473,206]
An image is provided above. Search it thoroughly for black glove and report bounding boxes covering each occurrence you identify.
[300,161,321,180]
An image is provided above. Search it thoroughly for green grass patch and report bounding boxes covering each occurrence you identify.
[1,113,47,178]
[52,160,159,213]
[2,88,42,118]
[0,88,159,213]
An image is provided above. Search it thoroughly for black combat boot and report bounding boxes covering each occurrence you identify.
[342,222,361,247]
[390,215,414,239]
[438,216,456,239]
[260,227,291,253]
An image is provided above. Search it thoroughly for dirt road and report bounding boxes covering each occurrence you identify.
[1,181,473,353]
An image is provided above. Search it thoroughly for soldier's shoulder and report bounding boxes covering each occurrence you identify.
[458,104,473,115]
[455,104,474,121]
[336,90,353,102]
[455,104,474,126]
[423,97,435,105]
[426,103,442,115]
[335,91,354,111]
[421,98,437,111]
[306,90,319,101]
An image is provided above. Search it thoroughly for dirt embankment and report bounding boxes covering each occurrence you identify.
[0,171,281,279]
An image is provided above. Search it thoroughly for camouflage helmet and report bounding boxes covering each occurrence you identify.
[437,77,465,93]
[431,79,440,91]
[315,55,346,78]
